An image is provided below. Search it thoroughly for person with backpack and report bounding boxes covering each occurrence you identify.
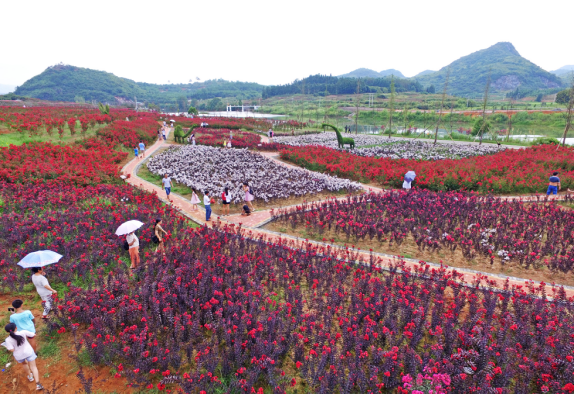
[153,219,167,254]
[243,182,254,211]
[221,187,231,216]
[3,323,43,391]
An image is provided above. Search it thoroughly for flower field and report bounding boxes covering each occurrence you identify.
[272,189,574,273]
[166,115,271,130]
[192,128,282,150]
[146,145,362,203]
[3,105,574,393]
[47,224,574,393]
[280,144,574,193]
[274,131,390,148]
[0,181,182,293]
[351,141,503,160]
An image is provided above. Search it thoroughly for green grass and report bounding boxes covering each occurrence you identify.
[0,124,105,147]
[36,329,62,361]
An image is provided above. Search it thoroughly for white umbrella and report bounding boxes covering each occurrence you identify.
[18,250,63,268]
[405,171,416,180]
[115,220,144,236]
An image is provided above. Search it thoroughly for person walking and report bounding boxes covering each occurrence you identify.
[9,300,37,351]
[162,174,172,202]
[221,187,231,216]
[126,231,140,269]
[403,171,416,191]
[153,219,167,254]
[204,191,212,222]
[31,268,57,320]
[138,141,145,158]
[3,323,43,391]
[547,171,561,195]
[134,146,139,160]
[162,128,167,141]
[243,182,254,211]
[190,189,200,211]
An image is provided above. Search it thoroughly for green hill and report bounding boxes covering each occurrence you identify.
[14,64,264,108]
[414,42,564,96]
[340,68,405,78]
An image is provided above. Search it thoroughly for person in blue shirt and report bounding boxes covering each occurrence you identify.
[9,299,37,351]
[547,172,561,195]
[138,141,145,158]
[134,146,139,159]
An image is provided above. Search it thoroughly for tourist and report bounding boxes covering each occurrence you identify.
[162,128,167,140]
[221,187,231,216]
[291,128,295,136]
[190,189,200,210]
[403,171,416,190]
[547,171,561,195]
[268,128,274,142]
[158,128,162,140]
[241,204,251,216]
[243,182,254,211]
[134,146,139,159]
[31,267,57,319]
[229,130,233,141]
[153,219,168,254]
[191,135,196,146]
[3,323,43,391]
[9,299,37,351]
[223,139,228,148]
[204,190,212,222]
[126,231,140,269]
[227,140,232,148]
[138,141,145,158]
[162,174,172,202]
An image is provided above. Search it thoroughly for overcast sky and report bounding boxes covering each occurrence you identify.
[1,0,573,90]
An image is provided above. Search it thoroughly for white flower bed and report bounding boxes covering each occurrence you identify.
[146,145,362,203]
[352,141,504,160]
[274,132,504,160]
[274,132,386,148]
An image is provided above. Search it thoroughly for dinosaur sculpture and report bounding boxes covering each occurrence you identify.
[180,124,198,144]
[322,123,354,149]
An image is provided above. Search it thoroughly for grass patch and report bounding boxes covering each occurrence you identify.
[0,124,106,147]
[137,157,197,201]
[37,328,62,361]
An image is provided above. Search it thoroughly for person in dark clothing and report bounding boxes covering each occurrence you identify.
[241,204,251,216]
[547,172,561,195]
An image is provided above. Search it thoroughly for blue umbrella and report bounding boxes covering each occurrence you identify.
[17,250,63,269]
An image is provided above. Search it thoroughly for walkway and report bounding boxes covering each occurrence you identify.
[122,133,574,298]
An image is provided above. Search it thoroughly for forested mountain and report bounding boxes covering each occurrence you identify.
[414,42,564,96]
[414,70,435,77]
[551,65,574,76]
[340,68,405,78]
[261,74,422,98]
[14,65,264,108]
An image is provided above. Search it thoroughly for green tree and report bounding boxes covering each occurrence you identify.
[426,85,436,94]
[556,89,571,105]
[187,106,198,116]
[207,98,223,111]
[176,95,187,112]
[472,118,491,136]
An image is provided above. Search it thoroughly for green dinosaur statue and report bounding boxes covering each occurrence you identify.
[182,124,198,144]
[321,123,354,149]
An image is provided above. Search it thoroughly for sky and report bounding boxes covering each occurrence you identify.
[1,0,573,92]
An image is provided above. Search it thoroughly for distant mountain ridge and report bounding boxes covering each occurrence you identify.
[414,70,435,77]
[551,65,574,76]
[14,64,264,107]
[339,68,405,78]
[413,42,564,95]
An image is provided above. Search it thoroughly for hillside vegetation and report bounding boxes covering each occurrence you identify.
[415,42,564,96]
[14,64,263,107]
[339,68,405,78]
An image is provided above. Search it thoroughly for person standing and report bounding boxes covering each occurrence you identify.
[243,182,254,211]
[162,128,167,141]
[3,323,43,391]
[162,174,172,202]
[191,135,196,146]
[9,299,37,351]
[221,187,231,216]
[547,171,561,195]
[138,141,145,158]
[126,231,140,269]
[31,267,57,320]
[153,219,168,254]
[204,191,212,222]
[190,189,200,211]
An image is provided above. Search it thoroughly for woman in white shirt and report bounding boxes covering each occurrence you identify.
[126,231,140,269]
[31,267,57,319]
[3,323,43,390]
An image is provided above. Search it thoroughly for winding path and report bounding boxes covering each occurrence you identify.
[122,131,574,298]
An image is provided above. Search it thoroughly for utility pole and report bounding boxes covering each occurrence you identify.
[433,67,450,144]
[388,76,395,138]
[559,75,574,148]
[355,79,360,134]
[479,70,491,145]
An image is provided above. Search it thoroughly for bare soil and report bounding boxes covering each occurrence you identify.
[264,221,574,287]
